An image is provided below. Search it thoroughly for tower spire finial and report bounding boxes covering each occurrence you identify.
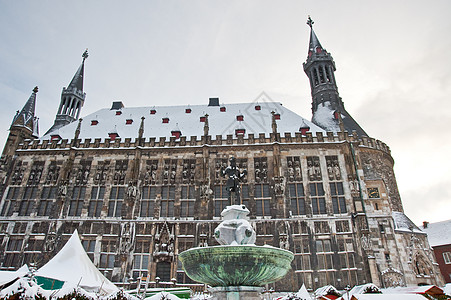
[307,15,314,28]
[302,18,368,137]
[45,52,88,136]
[82,49,89,63]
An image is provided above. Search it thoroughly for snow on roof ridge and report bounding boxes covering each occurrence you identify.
[421,219,451,247]
[39,100,326,141]
[392,212,424,234]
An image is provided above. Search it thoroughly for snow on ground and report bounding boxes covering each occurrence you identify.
[190,293,212,300]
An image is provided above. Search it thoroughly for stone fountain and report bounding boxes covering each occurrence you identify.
[179,157,294,299]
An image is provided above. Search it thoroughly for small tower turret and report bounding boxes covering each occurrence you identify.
[303,17,367,136]
[45,49,88,135]
[1,86,39,159]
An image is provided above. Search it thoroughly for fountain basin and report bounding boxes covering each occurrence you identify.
[179,245,294,287]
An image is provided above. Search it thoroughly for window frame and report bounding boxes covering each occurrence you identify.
[443,252,451,264]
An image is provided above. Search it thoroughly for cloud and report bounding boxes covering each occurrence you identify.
[403,179,451,224]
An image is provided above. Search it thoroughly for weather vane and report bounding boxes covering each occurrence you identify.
[307,15,314,28]
[82,48,89,63]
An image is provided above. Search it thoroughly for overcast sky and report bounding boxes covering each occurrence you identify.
[1,1,450,225]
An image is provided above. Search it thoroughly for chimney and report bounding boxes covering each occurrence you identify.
[208,98,220,106]
[111,101,124,110]
[423,221,429,229]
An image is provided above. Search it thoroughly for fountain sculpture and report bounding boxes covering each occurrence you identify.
[179,157,294,299]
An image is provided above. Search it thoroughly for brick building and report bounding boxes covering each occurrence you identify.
[0,18,444,291]
[421,220,451,283]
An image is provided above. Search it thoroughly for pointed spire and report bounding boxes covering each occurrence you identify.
[271,111,279,142]
[45,50,88,136]
[11,86,39,135]
[68,49,88,91]
[203,114,209,137]
[137,116,145,146]
[303,17,368,137]
[2,87,39,158]
[72,118,83,146]
[307,16,323,54]
[138,117,145,139]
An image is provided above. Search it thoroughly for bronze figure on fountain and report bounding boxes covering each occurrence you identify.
[221,157,247,205]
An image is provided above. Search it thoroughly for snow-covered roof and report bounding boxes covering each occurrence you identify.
[350,295,424,300]
[420,219,451,247]
[145,291,182,300]
[392,212,424,234]
[312,102,340,132]
[41,101,325,141]
[444,283,451,296]
[0,277,136,300]
[0,265,29,286]
[337,284,382,300]
[35,230,118,295]
[314,285,341,298]
[0,277,50,299]
[351,284,380,294]
[382,285,444,295]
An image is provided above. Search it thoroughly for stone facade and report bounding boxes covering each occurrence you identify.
[0,131,443,291]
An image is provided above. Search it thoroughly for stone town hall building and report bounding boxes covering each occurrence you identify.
[0,19,444,291]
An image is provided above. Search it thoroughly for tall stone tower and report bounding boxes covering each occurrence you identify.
[303,17,367,137]
[45,50,88,135]
[1,86,39,159]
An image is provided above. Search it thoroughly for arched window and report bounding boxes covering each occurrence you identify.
[414,255,431,276]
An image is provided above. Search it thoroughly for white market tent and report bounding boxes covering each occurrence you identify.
[35,230,118,295]
[0,265,30,286]
[295,283,312,299]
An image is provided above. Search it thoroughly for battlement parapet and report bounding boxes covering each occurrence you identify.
[18,131,391,155]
